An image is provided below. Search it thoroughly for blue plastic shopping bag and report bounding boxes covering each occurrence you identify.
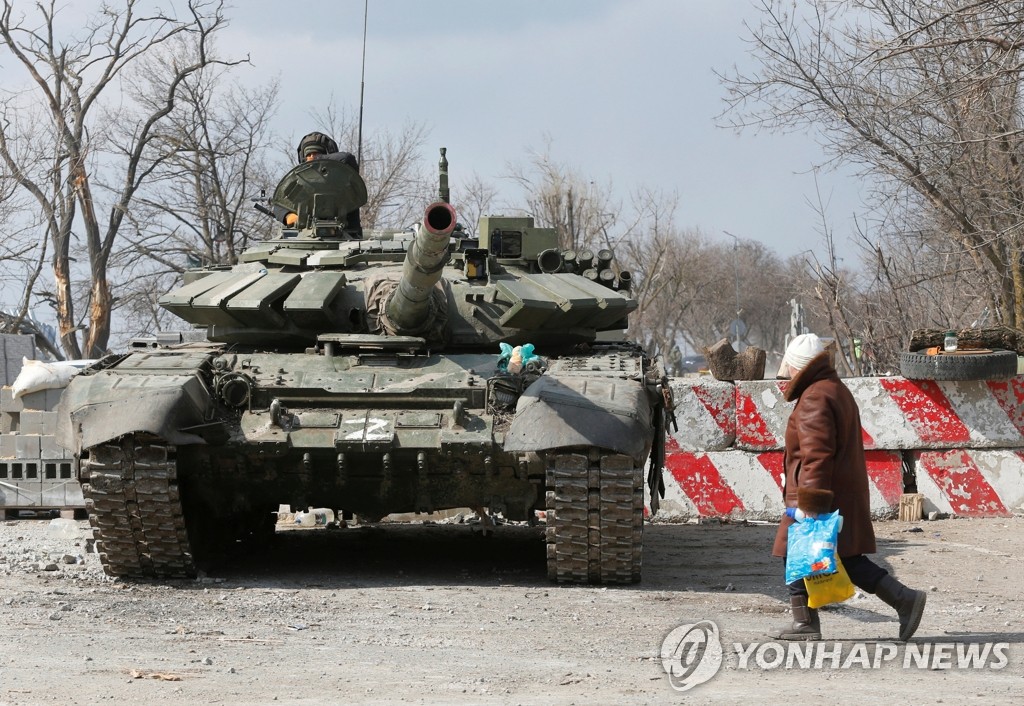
[785,510,842,584]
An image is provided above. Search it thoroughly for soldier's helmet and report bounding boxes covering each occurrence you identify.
[297,131,339,163]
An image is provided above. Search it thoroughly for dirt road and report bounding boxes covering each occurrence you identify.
[1,515,1021,704]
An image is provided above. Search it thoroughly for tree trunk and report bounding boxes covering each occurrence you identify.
[85,277,112,357]
[703,338,768,381]
[1013,248,1024,331]
[53,261,83,360]
[908,326,1024,355]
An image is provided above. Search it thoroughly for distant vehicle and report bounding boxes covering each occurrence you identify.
[679,355,708,374]
[57,149,670,584]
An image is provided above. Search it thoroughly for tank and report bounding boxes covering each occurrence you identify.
[56,149,670,584]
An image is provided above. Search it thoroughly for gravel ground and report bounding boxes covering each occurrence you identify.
[0,514,1022,704]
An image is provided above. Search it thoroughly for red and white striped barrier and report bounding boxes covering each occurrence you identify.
[859,377,1024,450]
[667,378,734,451]
[734,380,789,451]
[656,439,904,521]
[659,375,1024,520]
[733,377,1024,451]
[913,450,1024,518]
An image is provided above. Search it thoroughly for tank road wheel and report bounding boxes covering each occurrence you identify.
[81,434,196,579]
[545,449,644,584]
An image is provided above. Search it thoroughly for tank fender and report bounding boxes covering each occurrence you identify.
[503,375,653,464]
[56,372,213,454]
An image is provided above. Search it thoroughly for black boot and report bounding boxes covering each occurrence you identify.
[874,574,926,641]
[770,595,821,641]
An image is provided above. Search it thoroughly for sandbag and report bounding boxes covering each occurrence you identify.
[11,358,81,398]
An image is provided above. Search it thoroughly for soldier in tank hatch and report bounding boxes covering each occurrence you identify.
[275,131,363,235]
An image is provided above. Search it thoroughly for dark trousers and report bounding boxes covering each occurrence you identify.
[786,555,888,598]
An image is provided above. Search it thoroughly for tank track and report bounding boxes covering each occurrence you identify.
[545,449,643,584]
[81,434,196,579]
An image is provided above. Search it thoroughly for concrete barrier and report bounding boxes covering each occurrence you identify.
[659,375,1024,521]
[913,449,1024,517]
[734,380,789,451]
[733,376,1024,451]
[667,378,735,451]
[656,441,903,521]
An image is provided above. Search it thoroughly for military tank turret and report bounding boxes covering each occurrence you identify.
[57,148,669,583]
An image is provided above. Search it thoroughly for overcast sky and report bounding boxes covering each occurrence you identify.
[0,0,865,326]
[228,0,864,260]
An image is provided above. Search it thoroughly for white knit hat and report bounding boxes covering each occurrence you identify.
[779,333,825,376]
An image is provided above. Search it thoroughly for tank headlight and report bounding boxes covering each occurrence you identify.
[217,372,252,408]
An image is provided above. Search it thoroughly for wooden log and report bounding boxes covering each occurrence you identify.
[703,338,767,381]
[907,326,1024,354]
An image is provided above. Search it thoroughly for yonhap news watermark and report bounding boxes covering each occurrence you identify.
[660,620,1010,692]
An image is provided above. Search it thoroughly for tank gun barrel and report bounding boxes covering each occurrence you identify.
[385,202,457,333]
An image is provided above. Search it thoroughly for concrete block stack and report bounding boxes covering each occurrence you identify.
[0,369,81,514]
[0,334,37,385]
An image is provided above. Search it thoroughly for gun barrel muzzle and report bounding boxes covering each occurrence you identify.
[385,202,457,333]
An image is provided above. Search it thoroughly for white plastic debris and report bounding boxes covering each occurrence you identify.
[47,518,81,539]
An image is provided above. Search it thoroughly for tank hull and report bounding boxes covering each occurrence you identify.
[58,155,668,584]
[58,341,659,582]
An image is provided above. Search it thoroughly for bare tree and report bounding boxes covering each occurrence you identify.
[794,179,981,372]
[109,72,281,341]
[505,140,620,252]
[0,0,243,358]
[720,0,1024,338]
[137,75,280,266]
[453,171,498,235]
[618,187,796,374]
[0,186,61,359]
[306,100,433,229]
[615,187,697,372]
[0,173,50,338]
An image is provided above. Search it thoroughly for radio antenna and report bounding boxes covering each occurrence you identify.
[357,0,368,170]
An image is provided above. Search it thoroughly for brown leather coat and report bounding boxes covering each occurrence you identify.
[771,352,877,558]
